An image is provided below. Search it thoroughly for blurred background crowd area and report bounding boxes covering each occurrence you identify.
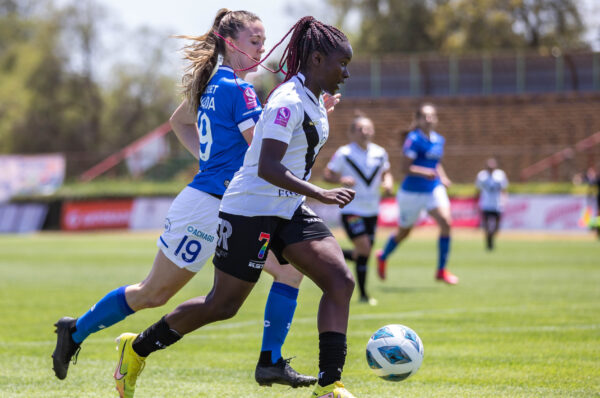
[1,0,600,193]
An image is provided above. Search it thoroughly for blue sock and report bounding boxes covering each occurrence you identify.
[438,236,451,271]
[380,235,398,260]
[261,282,298,364]
[72,285,134,344]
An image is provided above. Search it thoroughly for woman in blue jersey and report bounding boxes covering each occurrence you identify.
[376,103,459,284]
[113,16,358,398]
[52,9,315,391]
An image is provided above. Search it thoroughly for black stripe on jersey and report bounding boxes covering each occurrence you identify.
[302,111,320,180]
[344,156,383,186]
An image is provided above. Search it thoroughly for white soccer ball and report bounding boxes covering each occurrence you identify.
[366,324,424,381]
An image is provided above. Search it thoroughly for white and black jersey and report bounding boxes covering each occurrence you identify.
[327,142,390,216]
[476,169,508,212]
[220,73,329,219]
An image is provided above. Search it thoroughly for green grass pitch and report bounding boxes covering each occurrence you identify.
[0,228,599,397]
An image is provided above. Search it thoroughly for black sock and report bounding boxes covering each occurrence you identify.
[342,249,354,261]
[318,331,346,387]
[132,316,182,357]
[486,234,493,250]
[258,350,274,366]
[356,255,368,298]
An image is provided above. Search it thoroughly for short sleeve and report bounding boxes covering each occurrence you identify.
[475,170,485,188]
[402,132,418,159]
[382,149,391,172]
[232,85,263,132]
[260,95,303,144]
[499,170,509,188]
[327,148,345,173]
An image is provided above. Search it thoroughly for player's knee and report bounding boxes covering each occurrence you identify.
[273,267,304,288]
[333,266,355,299]
[212,303,240,321]
[136,286,176,309]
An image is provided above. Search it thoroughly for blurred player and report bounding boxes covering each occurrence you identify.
[112,16,358,398]
[475,158,509,250]
[376,103,459,284]
[324,112,392,305]
[52,9,317,389]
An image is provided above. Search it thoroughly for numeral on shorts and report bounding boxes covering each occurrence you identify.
[174,236,202,263]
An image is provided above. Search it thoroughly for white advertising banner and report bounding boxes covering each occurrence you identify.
[0,154,65,202]
[129,197,173,230]
[0,203,48,233]
[502,194,590,231]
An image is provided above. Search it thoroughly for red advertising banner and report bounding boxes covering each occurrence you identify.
[61,200,133,231]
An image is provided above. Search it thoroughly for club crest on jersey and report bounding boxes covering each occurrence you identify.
[274,107,291,127]
[243,87,257,109]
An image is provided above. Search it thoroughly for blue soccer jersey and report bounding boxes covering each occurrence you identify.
[401,129,445,193]
[188,66,262,196]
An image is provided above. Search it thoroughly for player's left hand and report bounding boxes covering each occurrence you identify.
[323,93,341,114]
[441,177,452,187]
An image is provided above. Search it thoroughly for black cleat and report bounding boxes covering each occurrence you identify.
[255,357,317,388]
[52,317,81,380]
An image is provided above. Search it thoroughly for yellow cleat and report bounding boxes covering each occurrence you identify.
[114,333,146,398]
[311,381,356,398]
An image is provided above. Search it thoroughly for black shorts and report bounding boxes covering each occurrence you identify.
[212,203,332,283]
[341,214,378,244]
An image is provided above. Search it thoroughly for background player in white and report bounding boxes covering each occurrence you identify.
[324,112,392,305]
[476,157,509,250]
[376,103,459,284]
[52,9,316,391]
[112,16,359,398]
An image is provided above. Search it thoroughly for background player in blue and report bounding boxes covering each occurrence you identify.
[52,9,316,391]
[376,103,459,284]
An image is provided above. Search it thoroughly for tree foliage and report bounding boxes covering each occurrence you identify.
[328,0,589,54]
[0,0,178,176]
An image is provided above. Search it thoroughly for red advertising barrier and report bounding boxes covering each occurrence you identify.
[61,200,133,231]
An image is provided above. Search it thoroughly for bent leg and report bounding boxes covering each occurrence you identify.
[72,250,194,344]
[260,253,302,364]
[352,234,372,300]
[125,250,195,311]
[283,236,354,387]
[131,269,255,359]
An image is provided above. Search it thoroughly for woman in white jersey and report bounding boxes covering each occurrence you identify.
[112,16,358,398]
[51,9,316,394]
[475,157,509,250]
[324,112,393,305]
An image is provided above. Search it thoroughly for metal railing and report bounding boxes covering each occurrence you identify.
[341,51,600,97]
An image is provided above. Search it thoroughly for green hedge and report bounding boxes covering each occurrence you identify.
[11,179,593,202]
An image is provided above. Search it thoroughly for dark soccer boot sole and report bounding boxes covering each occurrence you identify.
[52,316,80,380]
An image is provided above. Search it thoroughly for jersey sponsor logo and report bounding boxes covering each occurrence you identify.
[200,95,215,111]
[248,260,265,269]
[243,87,257,109]
[186,225,215,242]
[278,188,301,197]
[257,232,270,259]
[217,218,233,250]
[164,218,171,232]
[274,107,291,127]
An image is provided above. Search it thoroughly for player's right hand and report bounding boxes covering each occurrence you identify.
[317,187,355,208]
